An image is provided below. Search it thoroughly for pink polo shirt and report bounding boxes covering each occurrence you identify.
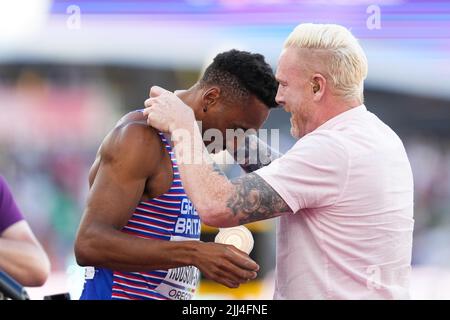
[255,105,414,299]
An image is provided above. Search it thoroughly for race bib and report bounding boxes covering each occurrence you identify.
[155,198,201,300]
[155,265,200,300]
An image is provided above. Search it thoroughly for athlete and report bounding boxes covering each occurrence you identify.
[75,49,278,300]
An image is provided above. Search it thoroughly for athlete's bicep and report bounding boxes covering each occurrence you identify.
[79,124,161,231]
[226,173,293,225]
[84,158,147,229]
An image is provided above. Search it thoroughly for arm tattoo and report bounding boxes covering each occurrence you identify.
[233,135,283,173]
[227,173,293,224]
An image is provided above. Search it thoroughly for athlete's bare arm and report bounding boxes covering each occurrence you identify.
[75,113,258,288]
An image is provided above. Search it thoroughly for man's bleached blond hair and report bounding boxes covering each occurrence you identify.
[285,23,368,103]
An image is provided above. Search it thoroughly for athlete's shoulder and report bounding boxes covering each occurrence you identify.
[99,110,165,169]
[116,109,147,126]
[112,109,162,147]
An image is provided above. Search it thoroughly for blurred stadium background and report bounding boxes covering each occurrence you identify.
[1,0,450,299]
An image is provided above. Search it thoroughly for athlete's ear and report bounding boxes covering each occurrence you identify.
[201,87,221,112]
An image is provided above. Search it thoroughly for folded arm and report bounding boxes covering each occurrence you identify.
[0,221,50,286]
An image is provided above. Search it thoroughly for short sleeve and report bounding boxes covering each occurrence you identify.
[254,131,349,213]
[0,176,24,234]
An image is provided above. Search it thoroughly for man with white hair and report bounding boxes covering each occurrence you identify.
[143,23,414,299]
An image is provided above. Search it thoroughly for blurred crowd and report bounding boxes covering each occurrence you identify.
[407,136,450,267]
[0,69,120,270]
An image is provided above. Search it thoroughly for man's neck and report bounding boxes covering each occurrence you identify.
[306,98,361,136]
[325,98,360,119]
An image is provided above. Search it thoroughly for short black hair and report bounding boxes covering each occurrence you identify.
[199,49,278,109]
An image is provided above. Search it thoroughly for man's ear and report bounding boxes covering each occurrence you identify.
[202,86,221,112]
[311,74,326,101]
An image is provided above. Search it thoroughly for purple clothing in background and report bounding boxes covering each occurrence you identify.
[0,176,24,234]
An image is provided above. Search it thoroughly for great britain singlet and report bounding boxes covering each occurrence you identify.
[79,131,201,300]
